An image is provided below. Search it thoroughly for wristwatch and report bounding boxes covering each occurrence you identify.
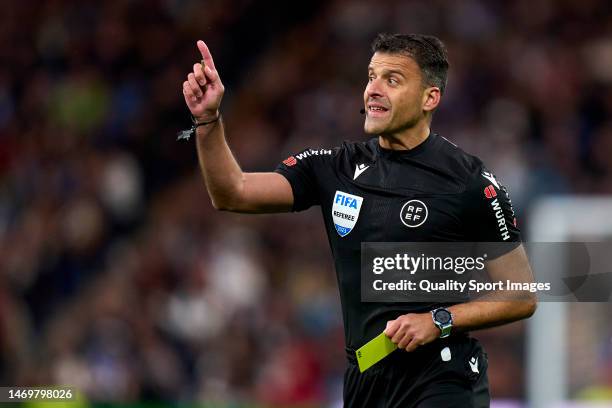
[431,308,453,338]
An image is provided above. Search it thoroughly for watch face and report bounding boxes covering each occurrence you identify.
[434,309,452,324]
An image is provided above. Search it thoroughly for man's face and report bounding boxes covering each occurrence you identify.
[363,52,428,135]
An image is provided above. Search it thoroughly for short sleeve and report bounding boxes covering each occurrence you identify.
[274,147,333,212]
[464,167,521,258]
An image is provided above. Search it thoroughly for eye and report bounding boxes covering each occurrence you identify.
[388,77,398,85]
[368,75,375,82]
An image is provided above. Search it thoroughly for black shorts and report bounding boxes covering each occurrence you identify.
[343,336,490,408]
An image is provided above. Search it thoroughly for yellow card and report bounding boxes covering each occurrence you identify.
[355,332,398,372]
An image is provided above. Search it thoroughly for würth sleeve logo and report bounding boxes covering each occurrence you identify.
[283,156,297,166]
[283,149,332,167]
[484,185,497,199]
[489,198,511,241]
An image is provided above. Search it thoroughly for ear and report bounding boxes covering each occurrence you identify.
[422,87,441,112]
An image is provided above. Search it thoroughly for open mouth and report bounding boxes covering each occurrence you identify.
[367,104,389,116]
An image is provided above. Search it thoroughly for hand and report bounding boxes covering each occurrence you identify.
[384,313,439,352]
[182,40,224,122]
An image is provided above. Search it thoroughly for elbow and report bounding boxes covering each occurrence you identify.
[211,198,232,211]
[209,185,243,212]
[210,197,223,210]
[210,195,241,212]
[523,294,538,319]
[211,200,223,211]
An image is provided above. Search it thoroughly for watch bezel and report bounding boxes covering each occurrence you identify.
[431,307,453,338]
[433,308,452,324]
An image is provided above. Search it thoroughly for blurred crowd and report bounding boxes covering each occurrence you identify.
[1,0,612,405]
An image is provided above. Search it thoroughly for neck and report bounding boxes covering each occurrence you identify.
[378,119,430,150]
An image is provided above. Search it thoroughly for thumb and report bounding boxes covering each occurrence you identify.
[384,320,395,337]
[203,65,218,84]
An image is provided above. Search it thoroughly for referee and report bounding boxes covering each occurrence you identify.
[182,33,537,407]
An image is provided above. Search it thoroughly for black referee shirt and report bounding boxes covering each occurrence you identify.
[275,134,520,350]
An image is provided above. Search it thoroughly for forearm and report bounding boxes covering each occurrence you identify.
[195,117,244,210]
[449,244,537,333]
[448,294,537,333]
[183,41,293,214]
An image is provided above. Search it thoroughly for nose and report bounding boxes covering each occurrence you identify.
[366,78,383,99]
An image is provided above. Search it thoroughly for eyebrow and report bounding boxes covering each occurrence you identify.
[367,67,407,78]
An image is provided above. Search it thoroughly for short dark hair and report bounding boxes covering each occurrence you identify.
[371,33,449,94]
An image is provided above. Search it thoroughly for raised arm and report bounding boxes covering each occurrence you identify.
[182,40,294,213]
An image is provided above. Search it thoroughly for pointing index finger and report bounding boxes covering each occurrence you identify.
[197,40,216,71]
